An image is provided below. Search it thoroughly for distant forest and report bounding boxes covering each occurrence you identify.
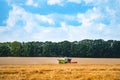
[0,39,120,58]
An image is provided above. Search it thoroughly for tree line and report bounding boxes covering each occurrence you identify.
[0,39,120,58]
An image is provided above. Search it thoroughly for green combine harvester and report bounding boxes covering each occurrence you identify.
[57,57,72,64]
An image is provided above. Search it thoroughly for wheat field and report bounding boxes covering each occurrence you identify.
[0,64,120,80]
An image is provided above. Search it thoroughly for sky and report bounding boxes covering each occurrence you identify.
[0,0,120,42]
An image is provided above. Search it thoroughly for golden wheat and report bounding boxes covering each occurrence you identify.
[0,64,120,80]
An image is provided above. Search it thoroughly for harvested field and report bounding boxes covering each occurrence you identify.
[0,64,120,80]
[0,57,120,64]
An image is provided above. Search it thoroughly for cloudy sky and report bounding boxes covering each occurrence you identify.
[0,0,120,42]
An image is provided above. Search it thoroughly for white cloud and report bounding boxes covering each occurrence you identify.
[75,3,120,41]
[0,27,5,33]
[97,23,106,31]
[106,7,116,16]
[32,22,91,42]
[6,5,24,28]
[26,0,39,7]
[84,0,93,4]
[47,0,63,6]
[32,27,68,42]
[0,5,56,41]
[67,0,81,4]
[35,14,54,25]
[1,0,120,42]
[77,7,101,28]
[6,5,55,33]
[47,0,82,6]
[60,22,85,41]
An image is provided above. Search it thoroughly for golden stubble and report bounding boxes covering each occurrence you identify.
[0,64,120,80]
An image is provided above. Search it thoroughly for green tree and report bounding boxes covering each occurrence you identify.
[0,43,10,56]
[9,41,22,56]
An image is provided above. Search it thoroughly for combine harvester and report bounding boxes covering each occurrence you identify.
[57,57,77,64]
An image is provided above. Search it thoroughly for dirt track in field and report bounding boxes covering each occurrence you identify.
[0,57,120,64]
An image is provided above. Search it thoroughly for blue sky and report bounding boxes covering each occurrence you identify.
[0,0,120,42]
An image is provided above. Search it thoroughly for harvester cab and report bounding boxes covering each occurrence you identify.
[57,57,72,64]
